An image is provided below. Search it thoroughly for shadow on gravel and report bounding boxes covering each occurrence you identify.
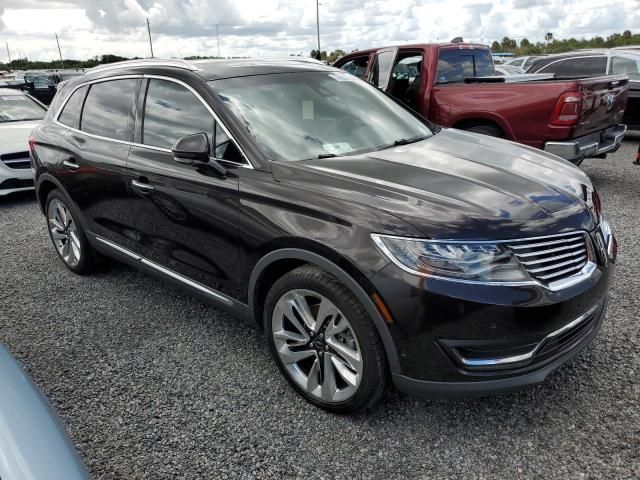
[0,190,37,207]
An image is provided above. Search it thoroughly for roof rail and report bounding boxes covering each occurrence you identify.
[87,58,199,74]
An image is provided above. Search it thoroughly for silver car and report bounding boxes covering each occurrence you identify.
[0,88,46,196]
[0,343,88,479]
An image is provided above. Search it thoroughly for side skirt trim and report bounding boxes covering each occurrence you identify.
[94,235,233,307]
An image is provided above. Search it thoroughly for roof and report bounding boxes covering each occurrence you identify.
[338,42,490,58]
[83,57,334,81]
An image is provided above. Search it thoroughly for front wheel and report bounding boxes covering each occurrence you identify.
[264,265,389,413]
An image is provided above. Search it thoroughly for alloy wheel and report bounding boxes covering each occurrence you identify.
[272,289,363,403]
[48,199,81,268]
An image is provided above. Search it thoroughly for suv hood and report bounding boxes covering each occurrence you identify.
[271,128,596,240]
[0,121,39,155]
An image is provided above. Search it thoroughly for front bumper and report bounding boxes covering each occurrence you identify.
[544,124,626,163]
[0,161,35,196]
[393,298,607,399]
[370,226,615,399]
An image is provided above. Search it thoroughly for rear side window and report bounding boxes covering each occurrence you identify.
[611,56,640,80]
[58,86,86,128]
[142,79,213,150]
[436,49,494,83]
[81,79,138,141]
[540,57,606,77]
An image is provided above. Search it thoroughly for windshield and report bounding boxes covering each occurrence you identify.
[0,94,46,122]
[208,72,432,162]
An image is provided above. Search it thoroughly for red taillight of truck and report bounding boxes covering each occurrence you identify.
[550,91,582,127]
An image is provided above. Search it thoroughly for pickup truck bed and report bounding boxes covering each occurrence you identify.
[334,43,628,164]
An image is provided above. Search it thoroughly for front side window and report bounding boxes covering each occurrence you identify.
[368,50,396,88]
[436,49,494,83]
[0,93,46,123]
[58,86,87,128]
[80,79,138,141]
[209,71,432,162]
[338,56,370,79]
[142,79,214,150]
[611,56,640,80]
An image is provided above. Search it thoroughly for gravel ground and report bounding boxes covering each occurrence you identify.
[1,135,639,480]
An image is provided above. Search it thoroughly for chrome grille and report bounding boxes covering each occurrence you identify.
[0,151,31,170]
[508,232,590,284]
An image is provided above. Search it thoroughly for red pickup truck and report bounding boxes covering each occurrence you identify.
[334,43,628,164]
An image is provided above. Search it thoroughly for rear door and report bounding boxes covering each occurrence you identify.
[55,77,141,250]
[126,77,243,297]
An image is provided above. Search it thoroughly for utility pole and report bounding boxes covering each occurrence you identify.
[147,18,154,58]
[5,42,11,70]
[55,33,63,68]
[316,0,321,60]
[216,24,220,57]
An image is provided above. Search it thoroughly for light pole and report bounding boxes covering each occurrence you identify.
[55,33,63,68]
[147,18,154,58]
[316,0,321,60]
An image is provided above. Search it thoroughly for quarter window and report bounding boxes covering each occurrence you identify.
[80,79,138,141]
[58,86,86,128]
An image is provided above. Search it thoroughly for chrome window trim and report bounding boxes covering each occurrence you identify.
[94,236,234,306]
[53,74,254,169]
[371,231,598,291]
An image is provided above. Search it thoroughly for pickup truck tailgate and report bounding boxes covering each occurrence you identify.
[573,75,628,137]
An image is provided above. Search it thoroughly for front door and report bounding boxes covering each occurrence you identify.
[126,77,244,298]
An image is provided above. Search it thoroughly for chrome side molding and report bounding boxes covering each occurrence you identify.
[94,236,233,307]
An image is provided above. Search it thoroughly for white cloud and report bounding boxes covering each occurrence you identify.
[0,0,639,62]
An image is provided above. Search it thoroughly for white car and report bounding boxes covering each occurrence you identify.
[0,88,46,196]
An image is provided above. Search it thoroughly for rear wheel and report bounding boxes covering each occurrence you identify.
[264,265,389,413]
[46,189,97,274]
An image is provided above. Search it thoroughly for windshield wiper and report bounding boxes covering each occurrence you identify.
[317,153,337,159]
[378,135,429,151]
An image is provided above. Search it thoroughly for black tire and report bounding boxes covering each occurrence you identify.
[264,264,389,413]
[465,124,504,138]
[45,189,98,274]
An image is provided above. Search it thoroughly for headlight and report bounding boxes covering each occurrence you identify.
[371,234,530,283]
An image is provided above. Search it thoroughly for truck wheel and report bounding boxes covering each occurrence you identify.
[466,124,504,138]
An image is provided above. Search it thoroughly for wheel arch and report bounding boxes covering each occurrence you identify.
[249,248,401,374]
[452,115,513,139]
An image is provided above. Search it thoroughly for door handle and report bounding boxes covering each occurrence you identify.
[131,179,155,193]
[63,158,79,170]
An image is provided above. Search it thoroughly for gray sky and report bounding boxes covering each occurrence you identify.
[1,0,639,61]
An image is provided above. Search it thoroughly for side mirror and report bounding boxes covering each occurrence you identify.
[172,133,227,176]
[172,133,211,164]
